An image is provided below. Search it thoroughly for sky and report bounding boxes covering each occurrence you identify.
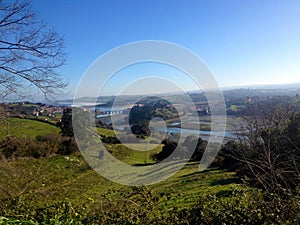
[31,0,300,97]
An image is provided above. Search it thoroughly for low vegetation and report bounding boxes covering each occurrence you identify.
[0,99,299,224]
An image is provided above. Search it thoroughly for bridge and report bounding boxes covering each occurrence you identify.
[95,108,124,118]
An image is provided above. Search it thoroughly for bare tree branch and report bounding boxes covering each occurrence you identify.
[232,99,300,195]
[0,0,67,100]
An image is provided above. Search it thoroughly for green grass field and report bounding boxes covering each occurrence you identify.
[0,118,60,139]
[0,119,245,223]
[0,112,299,224]
[97,127,116,136]
[0,153,241,209]
[103,143,162,165]
[0,119,241,209]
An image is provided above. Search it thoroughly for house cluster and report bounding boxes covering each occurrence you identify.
[179,103,211,115]
[164,103,211,115]
[32,105,67,117]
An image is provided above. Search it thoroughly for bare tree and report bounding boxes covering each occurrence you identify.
[234,99,300,195]
[0,0,67,99]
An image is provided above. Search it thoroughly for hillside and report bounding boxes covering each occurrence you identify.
[0,118,59,139]
[0,119,243,223]
[0,117,299,224]
[0,153,242,221]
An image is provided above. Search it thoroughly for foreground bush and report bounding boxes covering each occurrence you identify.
[188,189,300,225]
[0,187,299,224]
[0,134,78,159]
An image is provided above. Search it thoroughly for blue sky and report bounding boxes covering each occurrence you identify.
[32,0,300,97]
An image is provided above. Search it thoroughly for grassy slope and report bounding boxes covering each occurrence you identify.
[0,118,59,139]
[0,120,242,213]
[104,143,162,165]
[0,153,241,211]
[97,127,116,136]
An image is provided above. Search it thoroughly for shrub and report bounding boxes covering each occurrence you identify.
[101,135,121,144]
[0,136,19,158]
[182,135,208,161]
[152,139,178,161]
[0,187,299,224]
[187,189,300,225]
[212,141,243,171]
[57,137,79,155]
[0,134,78,159]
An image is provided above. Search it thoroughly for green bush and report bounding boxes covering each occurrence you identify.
[151,139,178,161]
[101,135,121,144]
[0,136,18,158]
[57,137,79,155]
[187,189,300,225]
[0,187,299,224]
[0,134,78,159]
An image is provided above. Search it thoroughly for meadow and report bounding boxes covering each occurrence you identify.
[0,118,59,139]
[0,118,299,224]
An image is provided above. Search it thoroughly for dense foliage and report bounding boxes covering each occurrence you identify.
[0,134,78,159]
[57,108,74,137]
[0,187,299,224]
[129,97,179,136]
[151,136,208,162]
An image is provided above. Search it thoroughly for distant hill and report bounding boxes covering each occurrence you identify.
[222,82,300,90]
[223,87,300,99]
[54,83,300,106]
